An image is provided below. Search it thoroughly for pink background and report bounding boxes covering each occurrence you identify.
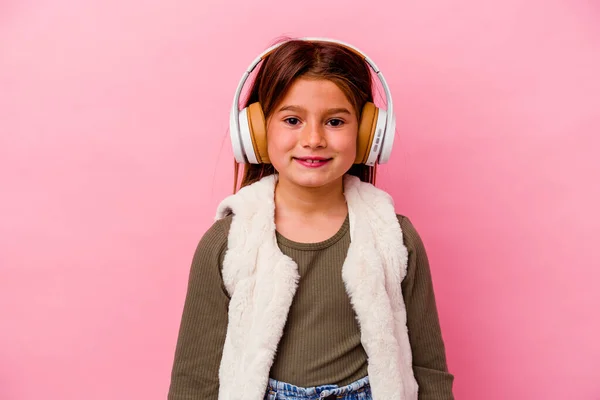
[1,0,599,399]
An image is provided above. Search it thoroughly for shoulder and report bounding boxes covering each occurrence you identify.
[192,215,233,263]
[395,214,427,255]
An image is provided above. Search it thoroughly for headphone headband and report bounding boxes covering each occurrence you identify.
[230,37,396,165]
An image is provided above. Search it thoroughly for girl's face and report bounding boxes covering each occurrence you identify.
[266,77,358,191]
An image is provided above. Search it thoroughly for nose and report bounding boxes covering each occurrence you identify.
[300,122,326,149]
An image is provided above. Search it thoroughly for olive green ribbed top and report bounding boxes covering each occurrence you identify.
[168,214,454,399]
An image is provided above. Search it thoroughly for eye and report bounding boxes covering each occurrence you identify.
[284,117,301,126]
[327,118,345,127]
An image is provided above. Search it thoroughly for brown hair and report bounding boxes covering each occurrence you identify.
[233,38,377,192]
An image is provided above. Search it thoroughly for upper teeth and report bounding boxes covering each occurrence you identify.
[306,159,321,163]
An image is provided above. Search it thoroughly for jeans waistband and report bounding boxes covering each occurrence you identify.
[266,375,370,398]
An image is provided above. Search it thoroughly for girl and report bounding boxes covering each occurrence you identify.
[167,37,454,400]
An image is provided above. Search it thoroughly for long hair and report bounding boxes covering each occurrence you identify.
[233,38,377,192]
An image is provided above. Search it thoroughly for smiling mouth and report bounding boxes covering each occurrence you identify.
[293,157,332,168]
[295,158,330,162]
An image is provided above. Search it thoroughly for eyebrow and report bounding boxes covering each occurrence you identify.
[277,105,352,115]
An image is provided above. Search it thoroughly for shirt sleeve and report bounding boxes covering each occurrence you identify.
[167,217,232,400]
[399,215,455,400]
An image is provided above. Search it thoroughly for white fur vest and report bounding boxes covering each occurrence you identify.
[214,174,418,400]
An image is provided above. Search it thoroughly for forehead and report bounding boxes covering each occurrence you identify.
[278,78,354,110]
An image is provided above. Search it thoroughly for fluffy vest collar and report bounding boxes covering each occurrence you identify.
[214,174,418,400]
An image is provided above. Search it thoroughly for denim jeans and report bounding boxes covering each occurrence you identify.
[263,376,372,400]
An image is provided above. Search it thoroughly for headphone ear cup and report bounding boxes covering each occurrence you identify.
[238,102,269,164]
[238,106,257,164]
[246,103,270,164]
[378,112,395,164]
[355,102,379,164]
[231,110,247,164]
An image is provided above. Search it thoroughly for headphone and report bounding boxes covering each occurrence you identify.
[229,37,396,167]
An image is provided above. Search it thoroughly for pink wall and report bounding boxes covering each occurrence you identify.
[1,0,599,399]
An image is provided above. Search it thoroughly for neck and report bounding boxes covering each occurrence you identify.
[274,175,347,218]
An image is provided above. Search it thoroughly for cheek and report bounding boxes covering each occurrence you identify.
[331,131,358,154]
[266,128,294,160]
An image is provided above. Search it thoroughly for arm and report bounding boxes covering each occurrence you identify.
[167,217,232,400]
[399,215,455,400]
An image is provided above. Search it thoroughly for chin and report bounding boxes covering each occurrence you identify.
[286,173,344,189]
